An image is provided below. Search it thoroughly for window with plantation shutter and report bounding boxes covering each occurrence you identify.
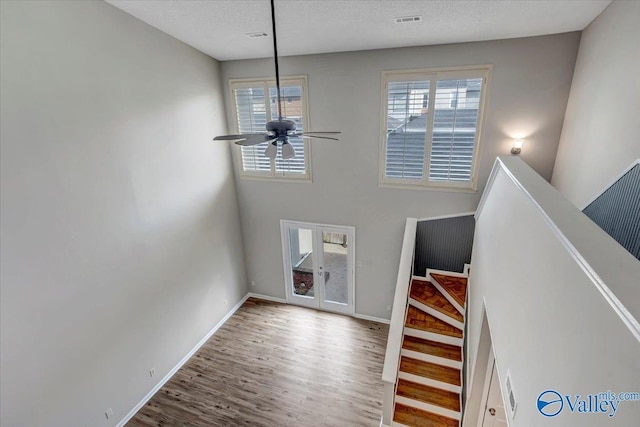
[380,67,490,190]
[230,77,310,181]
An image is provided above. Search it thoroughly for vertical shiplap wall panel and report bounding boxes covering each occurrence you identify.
[583,164,640,260]
[414,215,475,275]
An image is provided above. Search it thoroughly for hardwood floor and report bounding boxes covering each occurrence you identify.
[127,298,389,427]
[409,280,463,322]
[401,336,462,362]
[404,306,463,338]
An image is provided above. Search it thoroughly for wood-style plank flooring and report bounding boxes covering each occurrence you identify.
[127,298,389,427]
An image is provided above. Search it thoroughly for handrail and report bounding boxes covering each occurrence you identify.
[477,157,640,342]
[381,218,417,426]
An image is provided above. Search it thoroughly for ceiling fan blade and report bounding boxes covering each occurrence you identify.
[299,131,341,135]
[213,133,266,141]
[297,134,340,141]
[234,135,277,146]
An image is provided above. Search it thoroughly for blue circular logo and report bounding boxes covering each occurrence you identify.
[537,390,564,417]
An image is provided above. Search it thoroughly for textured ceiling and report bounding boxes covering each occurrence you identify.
[106,0,611,61]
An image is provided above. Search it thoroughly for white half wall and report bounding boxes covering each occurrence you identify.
[552,1,640,207]
[466,158,640,426]
[0,1,247,426]
[220,33,580,319]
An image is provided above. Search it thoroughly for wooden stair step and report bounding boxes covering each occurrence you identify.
[394,403,459,427]
[402,336,462,362]
[400,356,461,386]
[430,274,468,307]
[410,279,464,322]
[405,306,463,338]
[397,378,461,412]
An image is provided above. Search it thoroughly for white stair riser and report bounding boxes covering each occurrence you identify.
[409,298,464,330]
[398,371,461,393]
[404,327,463,347]
[401,348,462,370]
[428,274,465,315]
[392,422,412,427]
[394,395,461,420]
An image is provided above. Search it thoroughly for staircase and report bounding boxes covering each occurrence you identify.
[392,271,468,427]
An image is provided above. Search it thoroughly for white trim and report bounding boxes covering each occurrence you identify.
[417,211,476,222]
[398,371,461,394]
[382,218,418,384]
[117,294,250,427]
[246,292,287,304]
[479,157,640,342]
[394,395,461,420]
[353,313,391,324]
[581,158,640,210]
[401,348,462,370]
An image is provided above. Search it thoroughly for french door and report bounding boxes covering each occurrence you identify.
[281,220,355,315]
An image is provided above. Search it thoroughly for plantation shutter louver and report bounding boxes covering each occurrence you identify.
[234,86,271,173]
[384,80,429,179]
[429,78,482,182]
[270,86,306,175]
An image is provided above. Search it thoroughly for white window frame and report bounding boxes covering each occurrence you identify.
[378,65,492,191]
[229,75,312,182]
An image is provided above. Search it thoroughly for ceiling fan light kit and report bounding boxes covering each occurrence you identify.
[213,0,340,159]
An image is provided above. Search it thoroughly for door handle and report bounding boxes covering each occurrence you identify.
[488,408,496,416]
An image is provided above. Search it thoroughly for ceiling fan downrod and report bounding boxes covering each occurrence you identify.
[270,0,283,123]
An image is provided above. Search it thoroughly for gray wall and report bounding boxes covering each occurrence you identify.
[552,1,640,208]
[414,215,475,275]
[0,1,246,426]
[584,163,640,260]
[221,33,580,319]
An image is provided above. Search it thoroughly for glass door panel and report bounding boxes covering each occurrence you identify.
[289,227,315,298]
[320,231,348,305]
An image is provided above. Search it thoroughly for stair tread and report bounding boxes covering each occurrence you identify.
[430,274,468,307]
[405,306,463,338]
[394,403,459,427]
[400,356,461,386]
[410,279,464,322]
[402,336,462,362]
[397,378,461,412]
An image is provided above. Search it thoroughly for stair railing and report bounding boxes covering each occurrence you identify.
[381,217,417,427]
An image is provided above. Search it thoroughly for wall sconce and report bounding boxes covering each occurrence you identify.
[511,139,524,155]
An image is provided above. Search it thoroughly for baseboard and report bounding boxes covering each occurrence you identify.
[116,294,250,427]
[354,312,391,324]
[246,292,287,304]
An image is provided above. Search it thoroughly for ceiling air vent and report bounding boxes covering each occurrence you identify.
[394,16,422,24]
[246,32,268,38]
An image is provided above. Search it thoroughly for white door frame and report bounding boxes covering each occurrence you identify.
[280,220,355,315]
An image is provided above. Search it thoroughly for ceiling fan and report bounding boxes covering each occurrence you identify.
[213,0,340,160]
